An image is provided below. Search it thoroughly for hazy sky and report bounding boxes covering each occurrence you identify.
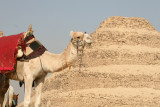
[1,0,160,104]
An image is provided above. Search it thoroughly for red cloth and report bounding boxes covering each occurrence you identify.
[0,33,25,73]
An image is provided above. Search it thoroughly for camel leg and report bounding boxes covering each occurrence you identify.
[24,76,33,107]
[0,91,5,107]
[35,75,45,107]
[2,93,7,107]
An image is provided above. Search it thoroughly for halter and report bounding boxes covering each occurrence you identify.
[71,33,85,53]
[65,33,85,71]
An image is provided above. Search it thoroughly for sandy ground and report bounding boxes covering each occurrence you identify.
[18,16,160,107]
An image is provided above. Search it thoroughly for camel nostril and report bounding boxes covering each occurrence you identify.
[88,43,92,46]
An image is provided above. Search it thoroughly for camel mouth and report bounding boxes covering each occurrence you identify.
[86,42,92,48]
[88,42,92,45]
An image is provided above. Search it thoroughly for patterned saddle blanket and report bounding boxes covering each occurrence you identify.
[0,33,25,73]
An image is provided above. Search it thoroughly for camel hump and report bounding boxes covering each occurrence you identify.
[0,31,3,37]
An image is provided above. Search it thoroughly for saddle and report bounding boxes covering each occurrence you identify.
[0,33,25,73]
[18,40,47,61]
[0,33,47,73]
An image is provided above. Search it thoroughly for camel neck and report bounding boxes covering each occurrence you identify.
[41,42,78,73]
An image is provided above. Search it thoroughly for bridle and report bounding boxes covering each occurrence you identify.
[66,33,86,71]
[70,33,85,54]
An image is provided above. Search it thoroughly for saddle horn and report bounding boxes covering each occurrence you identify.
[28,24,34,33]
[0,31,3,37]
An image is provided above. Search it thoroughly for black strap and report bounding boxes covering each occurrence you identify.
[24,35,35,44]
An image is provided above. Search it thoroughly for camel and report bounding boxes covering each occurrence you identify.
[3,85,19,107]
[0,31,9,107]
[4,27,92,107]
[3,85,14,107]
[0,74,9,107]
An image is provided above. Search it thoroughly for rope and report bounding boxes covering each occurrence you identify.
[78,50,84,72]
[61,38,85,107]
[73,44,84,107]
[39,56,45,74]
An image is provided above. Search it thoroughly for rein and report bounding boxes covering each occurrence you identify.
[72,39,85,107]
[75,40,85,72]
[62,34,86,107]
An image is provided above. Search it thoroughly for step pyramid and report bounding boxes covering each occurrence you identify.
[41,16,160,107]
[18,16,160,107]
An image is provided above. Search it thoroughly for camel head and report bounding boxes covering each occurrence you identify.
[70,31,92,51]
[83,32,92,45]
[23,24,34,38]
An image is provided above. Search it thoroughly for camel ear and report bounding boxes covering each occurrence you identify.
[70,30,74,38]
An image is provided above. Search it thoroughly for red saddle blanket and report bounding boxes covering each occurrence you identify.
[0,33,25,73]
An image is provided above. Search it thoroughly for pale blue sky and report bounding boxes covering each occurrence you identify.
[1,0,160,103]
[1,0,160,53]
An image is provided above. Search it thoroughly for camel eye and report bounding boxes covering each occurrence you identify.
[77,37,80,39]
